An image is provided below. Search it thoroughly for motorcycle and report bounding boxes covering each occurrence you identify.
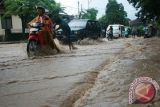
[27,22,51,56]
[106,30,113,41]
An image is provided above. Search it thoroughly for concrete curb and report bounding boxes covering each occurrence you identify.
[0,41,27,44]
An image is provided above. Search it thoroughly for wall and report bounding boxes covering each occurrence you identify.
[11,15,22,33]
[0,16,5,41]
[0,16,5,35]
[0,15,26,41]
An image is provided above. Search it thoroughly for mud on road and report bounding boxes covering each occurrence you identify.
[0,38,124,107]
[0,37,160,107]
[73,37,160,107]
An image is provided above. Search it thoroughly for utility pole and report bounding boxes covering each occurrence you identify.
[78,1,80,17]
[81,4,83,12]
[87,0,92,9]
[88,0,89,9]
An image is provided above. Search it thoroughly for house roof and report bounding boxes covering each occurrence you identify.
[130,19,143,26]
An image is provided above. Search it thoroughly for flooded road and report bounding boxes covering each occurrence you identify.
[74,38,160,107]
[0,37,160,107]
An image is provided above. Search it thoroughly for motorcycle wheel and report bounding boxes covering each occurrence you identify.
[107,35,111,41]
[107,34,113,41]
[27,40,40,57]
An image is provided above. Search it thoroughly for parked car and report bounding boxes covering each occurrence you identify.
[106,24,125,38]
[56,19,101,42]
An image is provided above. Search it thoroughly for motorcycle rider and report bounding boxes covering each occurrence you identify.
[107,26,113,40]
[28,6,60,52]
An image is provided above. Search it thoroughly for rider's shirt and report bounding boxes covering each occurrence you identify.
[28,15,55,46]
[29,15,53,33]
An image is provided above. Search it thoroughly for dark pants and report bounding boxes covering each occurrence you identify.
[63,31,73,50]
[108,33,113,40]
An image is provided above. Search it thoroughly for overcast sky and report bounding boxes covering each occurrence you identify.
[55,0,137,20]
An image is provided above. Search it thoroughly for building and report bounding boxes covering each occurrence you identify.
[0,0,23,41]
[0,1,75,41]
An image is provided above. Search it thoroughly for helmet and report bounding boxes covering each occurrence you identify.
[36,6,45,13]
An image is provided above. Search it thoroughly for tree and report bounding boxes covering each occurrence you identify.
[127,0,160,28]
[98,15,107,28]
[37,0,63,19]
[99,0,128,27]
[127,0,160,20]
[106,0,128,25]
[4,0,61,36]
[81,8,98,20]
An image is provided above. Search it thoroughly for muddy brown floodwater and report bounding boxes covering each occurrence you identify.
[0,37,160,107]
[74,38,160,107]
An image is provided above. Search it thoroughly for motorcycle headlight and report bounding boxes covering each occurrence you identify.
[31,23,39,27]
[58,31,62,35]
[30,28,39,32]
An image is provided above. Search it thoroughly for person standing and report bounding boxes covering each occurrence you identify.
[131,27,137,38]
[144,26,149,38]
[54,17,77,50]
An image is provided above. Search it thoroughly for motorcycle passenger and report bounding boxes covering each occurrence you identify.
[28,6,60,52]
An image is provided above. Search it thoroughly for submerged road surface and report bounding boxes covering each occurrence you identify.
[0,38,160,107]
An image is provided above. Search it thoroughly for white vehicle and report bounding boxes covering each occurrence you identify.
[106,24,125,38]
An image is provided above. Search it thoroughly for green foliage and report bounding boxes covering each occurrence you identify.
[4,0,62,19]
[98,15,107,28]
[157,19,160,29]
[5,0,34,17]
[4,0,62,35]
[37,0,63,19]
[137,25,145,35]
[105,0,128,25]
[127,0,160,20]
[81,8,98,20]
[99,0,129,27]
[127,0,160,30]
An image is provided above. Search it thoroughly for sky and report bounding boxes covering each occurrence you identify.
[55,0,137,20]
